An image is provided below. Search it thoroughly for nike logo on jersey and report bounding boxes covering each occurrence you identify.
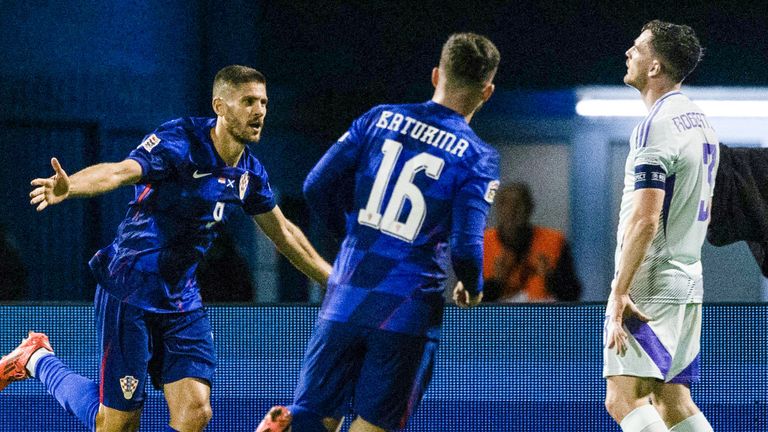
[193,170,213,178]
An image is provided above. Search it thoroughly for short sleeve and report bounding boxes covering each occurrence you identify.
[127,130,187,183]
[243,162,277,215]
[633,120,676,190]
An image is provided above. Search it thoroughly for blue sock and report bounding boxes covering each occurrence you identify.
[36,355,98,431]
[164,427,180,432]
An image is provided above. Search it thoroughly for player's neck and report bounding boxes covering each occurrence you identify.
[431,91,481,123]
[640,81,681,110]
[210,125,245,167]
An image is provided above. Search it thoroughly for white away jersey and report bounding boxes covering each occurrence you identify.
[615,91,719,304]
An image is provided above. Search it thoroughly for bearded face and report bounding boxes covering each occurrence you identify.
[218,81,268,144]
[623,30,658,91]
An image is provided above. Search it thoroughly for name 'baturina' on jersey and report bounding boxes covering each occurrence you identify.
[89,117,275,313]
[304,101,500,337]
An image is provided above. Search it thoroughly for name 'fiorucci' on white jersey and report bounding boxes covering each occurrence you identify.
[615,91,720,304]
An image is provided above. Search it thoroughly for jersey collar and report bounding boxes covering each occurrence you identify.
[198,118,250,170]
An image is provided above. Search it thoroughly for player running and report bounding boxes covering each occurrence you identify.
[0,65,331,432]
[603,21,718,432]
[257,32,501,432]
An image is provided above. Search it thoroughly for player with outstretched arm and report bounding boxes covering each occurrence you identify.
[0,65,331,432]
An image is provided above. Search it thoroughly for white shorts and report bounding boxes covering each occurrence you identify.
[603,302,702,385]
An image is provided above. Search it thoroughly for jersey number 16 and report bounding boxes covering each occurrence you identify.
[358,139,445,242]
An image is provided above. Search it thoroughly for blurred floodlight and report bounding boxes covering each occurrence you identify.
[576,99,768,117]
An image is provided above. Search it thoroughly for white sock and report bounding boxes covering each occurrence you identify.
[669,412,714,432]
[620,405,669,432]
[25,348,53,378]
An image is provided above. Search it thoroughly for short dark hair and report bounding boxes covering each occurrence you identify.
[497,182,534,214]
[641,20,703,83]
[212,65,266,97]
[439,33,500,88]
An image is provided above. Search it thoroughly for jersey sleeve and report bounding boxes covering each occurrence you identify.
[126,129,187,183]
[303,110,371,238]
[633,120,676,190]
[450,150,500,295]
[243,161,277,216]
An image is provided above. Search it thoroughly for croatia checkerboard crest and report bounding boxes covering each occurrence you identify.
[239,172,249,200]
[484,180,500,204]
[120,375,139,400]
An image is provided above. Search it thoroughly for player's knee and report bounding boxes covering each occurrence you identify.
[604,391,628,422]
[171,398,212,429]
[652,395,698,424]
[196,402,214,426]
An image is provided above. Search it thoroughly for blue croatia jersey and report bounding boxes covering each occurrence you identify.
[89,117,275,313]
[304,101,500,336]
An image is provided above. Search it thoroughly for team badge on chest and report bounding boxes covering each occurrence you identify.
[239,173,249,200]
[120,375,139,400]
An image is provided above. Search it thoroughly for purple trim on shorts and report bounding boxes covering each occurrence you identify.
[624,317,672,376]
[668,354,701,385]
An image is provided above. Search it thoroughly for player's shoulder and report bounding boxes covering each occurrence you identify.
[635,93,689,147]
[356,103,396,122]
[650,92,700,123]
[462,133,499,173]
[241,148,269,177]
[144,117,211,154]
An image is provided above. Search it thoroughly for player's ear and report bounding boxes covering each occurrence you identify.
[212,97,224,116]
[431,67,439,88]
[648,59,662,78]
[481,83,495,102]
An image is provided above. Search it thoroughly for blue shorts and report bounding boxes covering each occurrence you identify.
[94,286,216,411]
[292,319,439,430]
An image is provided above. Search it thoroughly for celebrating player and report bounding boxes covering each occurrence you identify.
[0,65,331,432]
[257,32,501,432]
[603,21,717,432]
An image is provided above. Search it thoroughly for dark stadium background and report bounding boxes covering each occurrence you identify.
[1,1,766,301]
[1,2,767,432]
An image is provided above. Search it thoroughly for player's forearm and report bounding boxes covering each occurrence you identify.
[612,216,659,297]
[68,163,137,198]
[275,221,332,286]
[451,241,484,295]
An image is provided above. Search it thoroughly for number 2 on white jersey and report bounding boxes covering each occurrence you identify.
[358,139,445,242]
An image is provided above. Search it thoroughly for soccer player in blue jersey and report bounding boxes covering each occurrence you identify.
[257,33,501,432]
[0,65,332,432]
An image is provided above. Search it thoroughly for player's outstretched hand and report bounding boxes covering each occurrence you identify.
[30,158,70,211]
[452,282,483,308]
[605,294,650,356]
